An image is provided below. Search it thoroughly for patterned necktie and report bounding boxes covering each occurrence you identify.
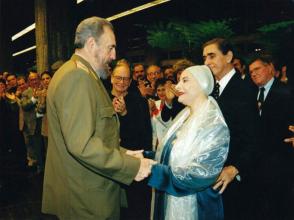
[257,87,265,111]
[212,82,220,100]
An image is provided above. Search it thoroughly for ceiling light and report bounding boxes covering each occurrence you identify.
[11,0,85,41]
[11,0,170,56]
[107,0,170,21]
[11,23,35,41]
[12,45,36,57]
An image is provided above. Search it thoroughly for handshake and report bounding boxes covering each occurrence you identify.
[126,150,157,182]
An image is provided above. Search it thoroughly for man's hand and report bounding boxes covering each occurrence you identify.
[126,149,144,159]
[284,125,294,147]
[138,84,154,97]
[213,165,239,194]
[134,158,157,181]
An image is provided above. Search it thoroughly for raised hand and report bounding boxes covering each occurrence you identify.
[112,96,127,116]
[165,83,181,105]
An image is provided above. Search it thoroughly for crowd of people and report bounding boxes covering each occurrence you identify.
[0,16,294,220]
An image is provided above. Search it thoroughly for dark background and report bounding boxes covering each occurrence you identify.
[4,0,294,72]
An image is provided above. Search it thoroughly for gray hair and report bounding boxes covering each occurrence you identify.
[74,16,113,49]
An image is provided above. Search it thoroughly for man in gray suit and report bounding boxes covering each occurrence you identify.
[42,17,155,220]
[20,72,44,172]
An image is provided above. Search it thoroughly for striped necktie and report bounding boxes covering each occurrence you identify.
[257,87,265,112]
[212,82,220,100]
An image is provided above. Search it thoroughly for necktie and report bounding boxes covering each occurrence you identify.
[257,87,265,111]
[212,82,220,100]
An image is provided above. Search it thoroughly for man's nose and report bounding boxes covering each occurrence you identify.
[204,58,210,65]
[110,49,116,60]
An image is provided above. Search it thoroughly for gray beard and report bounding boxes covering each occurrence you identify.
[96,66,110,79]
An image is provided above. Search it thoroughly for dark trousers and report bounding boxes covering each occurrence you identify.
[222,180,253,220]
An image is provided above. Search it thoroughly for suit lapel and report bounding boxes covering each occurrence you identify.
[218,72,239,102]
[262,79,277,113]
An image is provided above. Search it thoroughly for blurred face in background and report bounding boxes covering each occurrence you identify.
[0,81,6,94]
[41,73,52,89]
[233,58,246,75]
[17,78,28,92]
[28,72,40,89]
[146,65,162,83]
[156,84,166,101]
[133,64,145,81]
[111,64,131,95]
[164,67,174,80]
[6,75,17,89]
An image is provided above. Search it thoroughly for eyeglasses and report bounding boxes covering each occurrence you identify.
[147,71,161,75]
[113,75,130,82]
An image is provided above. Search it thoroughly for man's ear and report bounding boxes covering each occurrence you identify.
[269,63,275,76]
[84,37,97,53]
[226,51,233,63]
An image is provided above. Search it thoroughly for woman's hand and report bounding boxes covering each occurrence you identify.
[113,96,127,116]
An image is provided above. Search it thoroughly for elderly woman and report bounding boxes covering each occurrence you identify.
[109,62,153,220]
[148,65,230,220]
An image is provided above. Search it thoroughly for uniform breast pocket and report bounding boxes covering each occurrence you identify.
[99,106,115,118]
[97,106,119,141]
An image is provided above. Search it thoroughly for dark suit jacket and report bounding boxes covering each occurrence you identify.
[161,98,184,122]
[215,71,259,179]
[256,79,294,181]
[109,92,152,150]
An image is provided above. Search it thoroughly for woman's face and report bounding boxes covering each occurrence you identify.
[0,82,6,93]
[41,73,51,89]
[111,65,131,94]
[156,84,166,101]
[175,70,203,106]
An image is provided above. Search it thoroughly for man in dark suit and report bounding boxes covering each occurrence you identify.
[249,53,294,220]
[202,38,259,220]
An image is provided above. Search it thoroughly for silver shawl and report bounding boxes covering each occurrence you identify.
[155,97,230,220]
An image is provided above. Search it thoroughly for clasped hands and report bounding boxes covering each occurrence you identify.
[126,150,157,182]
[112,96,127,116]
